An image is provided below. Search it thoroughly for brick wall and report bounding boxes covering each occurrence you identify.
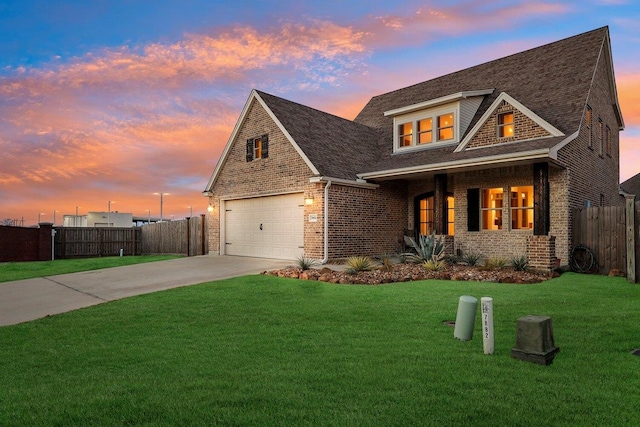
[206,99,316,255]
[466,100,551,149]
[556,42,623,253]
[526,235,557,272]
[327,182,407,259]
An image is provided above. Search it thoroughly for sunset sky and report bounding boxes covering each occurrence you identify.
[1,0,639,226]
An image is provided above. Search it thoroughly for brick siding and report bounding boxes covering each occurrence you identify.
[466,101,551,149]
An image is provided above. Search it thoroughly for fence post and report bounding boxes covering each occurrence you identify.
[626,194,636,283]
[201,214,206,255]
[186,217,191,257]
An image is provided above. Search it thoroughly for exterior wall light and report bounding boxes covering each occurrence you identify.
[207,205,214,213]
[304,196,314,205]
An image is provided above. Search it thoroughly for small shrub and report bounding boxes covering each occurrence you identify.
[296,255,317,270]
[423,258,447,271]
[378,254,395,272]
[461,251,483,267]
[403,232,445,263]
[346,256,373,274]
[484,257,508,269]
[510,254,529,271]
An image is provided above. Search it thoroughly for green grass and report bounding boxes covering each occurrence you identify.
[0,255,180,282]
[1,273,639,426]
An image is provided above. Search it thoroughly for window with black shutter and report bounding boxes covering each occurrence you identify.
[245,134,269,161]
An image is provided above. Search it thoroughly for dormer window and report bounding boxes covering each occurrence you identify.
[394,108,458,151]
[497,112,514,138]
[384,89,494,154]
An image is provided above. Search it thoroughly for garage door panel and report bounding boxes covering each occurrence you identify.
[225,194,304,260]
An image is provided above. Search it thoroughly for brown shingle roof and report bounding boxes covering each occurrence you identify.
[353,27,608,177]
[256,90,381,180]
[621,173,640,196]
[255,27,609,181]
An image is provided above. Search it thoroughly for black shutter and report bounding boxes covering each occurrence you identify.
[246,139,253,162]
[467,188,480,232]
[261,134,269,159]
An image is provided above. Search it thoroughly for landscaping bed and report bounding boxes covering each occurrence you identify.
[264,263,557,285]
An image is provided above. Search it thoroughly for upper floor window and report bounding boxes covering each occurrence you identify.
[395,109,457,151]
[597,118,603,156]
[497,112,514,138]
[586,105,592,149]
[245,134,269,162]
[605,125,611,157]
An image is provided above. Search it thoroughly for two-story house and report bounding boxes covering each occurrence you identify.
[203,26,624,271]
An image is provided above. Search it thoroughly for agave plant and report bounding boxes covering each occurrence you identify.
[423,258,447,271]
[295,255,318,270]
[346,255,373,274]
[403,232,445,264]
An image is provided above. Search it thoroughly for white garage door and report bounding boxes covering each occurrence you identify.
[224,193,304,260]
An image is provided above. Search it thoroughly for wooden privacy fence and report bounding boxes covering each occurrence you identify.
[572,198,639,283]
[55,227,141,258]
[54,215,208,259]
[139,215,208,256]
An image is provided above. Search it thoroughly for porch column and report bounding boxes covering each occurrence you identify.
[533,163,550,236]
[434,173,447,234]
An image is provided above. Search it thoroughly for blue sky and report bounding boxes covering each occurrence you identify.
[1,0,639,225]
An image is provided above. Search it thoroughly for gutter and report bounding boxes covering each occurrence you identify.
[320,180,332,264]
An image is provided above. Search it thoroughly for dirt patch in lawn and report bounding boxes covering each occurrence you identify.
[263,263,557,285]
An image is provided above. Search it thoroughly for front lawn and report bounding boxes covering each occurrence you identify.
[1,273,638,426]
[0,255,180,283]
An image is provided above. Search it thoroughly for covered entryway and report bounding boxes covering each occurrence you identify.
[224,193,304,259]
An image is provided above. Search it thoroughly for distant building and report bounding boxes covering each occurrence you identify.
[63,212,133,227]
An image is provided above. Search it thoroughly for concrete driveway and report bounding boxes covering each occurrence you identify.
[0,255,294,327]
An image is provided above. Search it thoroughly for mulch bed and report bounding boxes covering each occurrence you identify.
[263,263,558,285]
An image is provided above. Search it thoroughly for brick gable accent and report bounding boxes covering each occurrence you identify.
[466,101,552,149]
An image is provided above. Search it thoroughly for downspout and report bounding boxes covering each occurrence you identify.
[320,179,332,264]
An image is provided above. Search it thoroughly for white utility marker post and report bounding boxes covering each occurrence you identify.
[481,297,494,355]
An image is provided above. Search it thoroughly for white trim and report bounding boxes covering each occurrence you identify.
[454,92,564,153]
[548,131,579,158]
[383,89,494,117]
[357,149,550,180]
[219,189,305,201]
[309,176,379,189]
[203,90,320,192]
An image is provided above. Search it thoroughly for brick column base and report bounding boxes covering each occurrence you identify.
[526,235,557,272]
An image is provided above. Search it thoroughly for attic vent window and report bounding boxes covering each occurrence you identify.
[246,134,269,162]
[497,112,514,138]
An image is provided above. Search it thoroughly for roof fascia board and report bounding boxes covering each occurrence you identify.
[455,92,564,153]
[603,32,625,130]
[204,90,258,192]
[309,176,379,189]
[383,89,494,117]
[203,90,320,193]
[357,149,551,180]
[548,130,579,158]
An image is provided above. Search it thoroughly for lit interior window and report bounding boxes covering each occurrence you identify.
[510,186,533,230]
[399,123,413,147]
[419,196,434,235]
[254,137,262,159]
[447,195,455,236]
[481,188,503,230]
[418,118,433,144]
[437,114,454,141]
[498,112,514,137]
